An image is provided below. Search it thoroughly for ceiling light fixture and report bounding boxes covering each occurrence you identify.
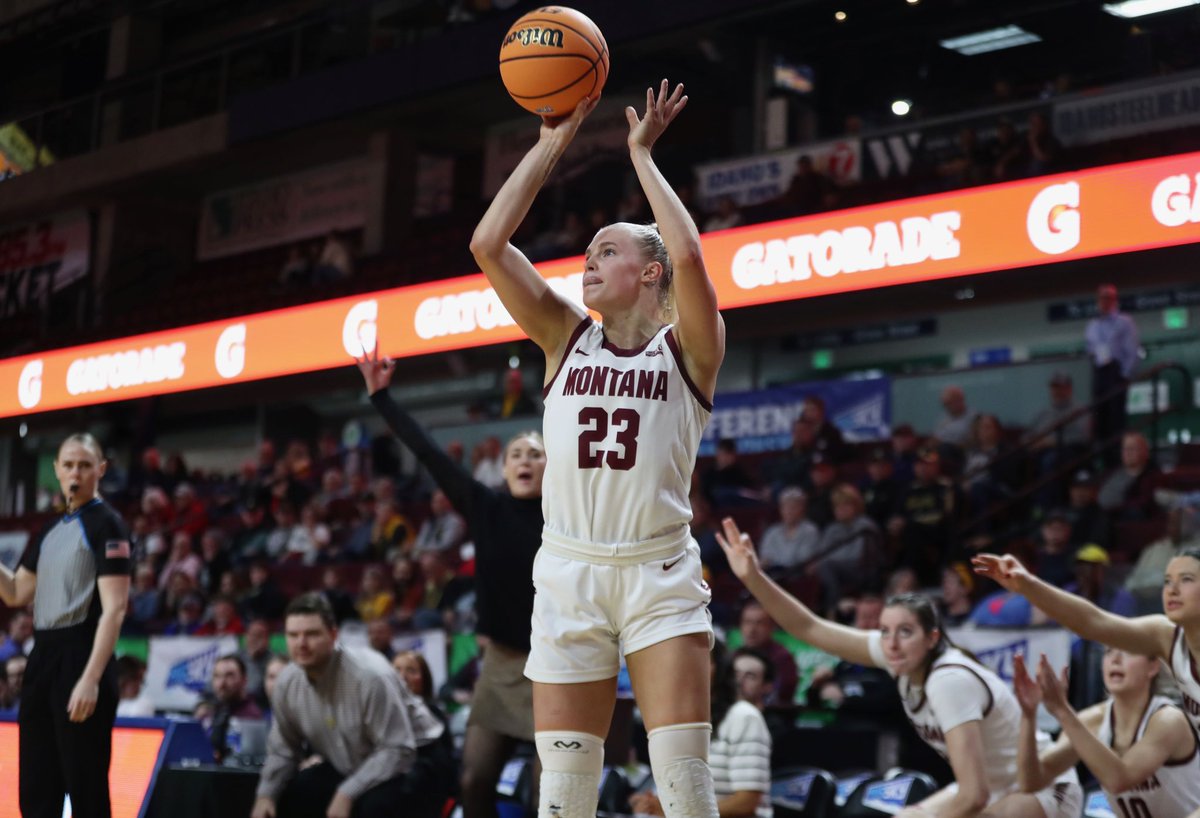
[939,25,1042,56]
[1103,0,1200,16]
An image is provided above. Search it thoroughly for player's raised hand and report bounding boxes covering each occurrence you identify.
[355,342,395,395]
[1036,654,1071,717]
[716,516,761,581]
[626,79,687,153]
[540,95,599,142]
[1011,654,1042,716]
[971,553,1032,592]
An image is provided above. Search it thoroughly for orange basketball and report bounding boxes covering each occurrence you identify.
[499,6,609,117]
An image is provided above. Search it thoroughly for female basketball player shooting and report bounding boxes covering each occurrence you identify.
[469,80,724,818]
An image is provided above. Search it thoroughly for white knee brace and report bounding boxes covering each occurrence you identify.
[535,730,604,818]
[647,723,719,818]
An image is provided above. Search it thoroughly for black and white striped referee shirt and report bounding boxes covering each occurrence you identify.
[20,498,132,633]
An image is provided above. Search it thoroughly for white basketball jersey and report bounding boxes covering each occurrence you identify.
[1096,695,1200,818]
[869,637,1052,799]
[541,318,711,559]
[1169,626,1200,734]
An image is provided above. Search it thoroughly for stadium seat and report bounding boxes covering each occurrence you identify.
[495,755,536,818]
[833,770,876,807]
[838,771,939,816]
[770,766,837,818]
[1082,787,1116,818]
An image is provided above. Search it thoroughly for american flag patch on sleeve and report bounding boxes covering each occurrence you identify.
[105,539,131,559]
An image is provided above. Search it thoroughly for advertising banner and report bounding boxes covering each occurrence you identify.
[0,210,90,317]
[694,139,861,209]
[145,635,239,712]
[1054,71,1200,147]
[7,150,1200,418]
[700,378,891,456]
[947,627,1072,684]
[197,159,381,260]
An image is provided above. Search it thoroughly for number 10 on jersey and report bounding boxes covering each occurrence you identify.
[578,408,641,470]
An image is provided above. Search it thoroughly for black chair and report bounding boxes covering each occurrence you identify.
[598,767,633,814]
[770,766,837,818]
[838,771,939,817]
[833,770,877,807]
[495,756,535,816]
[1082,787,1116,818]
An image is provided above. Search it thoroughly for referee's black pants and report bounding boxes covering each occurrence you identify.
[19,624,118,818]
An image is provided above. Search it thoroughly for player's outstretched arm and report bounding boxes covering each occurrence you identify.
[469,99,595,357]
[626,80,725,398]
[717,517,876,668]
[972,553,1175,659]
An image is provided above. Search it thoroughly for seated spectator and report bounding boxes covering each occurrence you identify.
[991,118,1028,181]
[889,422,919,483]
[1034,509,1077,588]
[0,610,33,662]
[115,656,155,717]
[371,498,414,560]
[159,530,203,591]
[816,484,882,608]
[888,446,961,584]
[356,565,396,623]
[263,653,289,711]
[1098,432,1159,522]
[962,413,1020,519]
[278,244,312,286]
[690,492,726,578]
[162,571,199,620]
[241,561,288,622]
[471,436,506,490]
[806,593,904,728]
[238,618,273,707]
[884,566,920,598]
[702,438,761,507]
[172,482,209,540]
[320,566,359,624]
[1126,503,1200,612]
[2,655,26,711]
[767,418,819,497]
[1025,110,1062,177]
[198,654,265,763]
[487,367,538,419]
[391,650,446,725]
[163,592,205,636]
[312,229,353,283]
[412,490,467,557]
[938,126,990,188]
[805,454,837,528]
[757,487,820,576]
[413,550,473,632]
[265,502,299,560]
[197,596,246,636]
[1065,544,1135,618]
[939,563,976,627]
[731,646,774,710]
[368,618,396,661]
[702,196,743,232]
[233,495,275,564]
[736,601,798,706]
[286,501,334,565]
[1024,372,1090,508]
[782,154,831,215]
[933,384,978,458]
[969,589,1050,627]
[861,447,901,529]
[801,395,848,463]
[387,556,423,630]
[198,528,232,597]
[1065,469,1111,550]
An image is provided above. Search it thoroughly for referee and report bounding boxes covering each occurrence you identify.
[0,432,131,818]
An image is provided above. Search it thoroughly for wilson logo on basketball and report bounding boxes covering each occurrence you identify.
[503,27,565,49]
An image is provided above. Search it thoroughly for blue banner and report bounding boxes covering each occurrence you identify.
[700,377,890,456]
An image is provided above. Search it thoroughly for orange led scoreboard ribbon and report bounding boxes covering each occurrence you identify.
[5,149,1200,418]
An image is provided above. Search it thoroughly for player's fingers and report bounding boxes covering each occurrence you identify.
[645,86,654,114]
[625,106,639,129]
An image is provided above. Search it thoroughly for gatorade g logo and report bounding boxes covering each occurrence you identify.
[342,300,378,357]
[18,359,43,409]
[215,323,246,379]
[553,740,583,750]
[1026,182,1080,255]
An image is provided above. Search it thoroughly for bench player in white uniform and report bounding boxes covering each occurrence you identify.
[1013,648,1200,818]
[973,549,1200,818]
[717,518,1082,818]
[470,81,725,818]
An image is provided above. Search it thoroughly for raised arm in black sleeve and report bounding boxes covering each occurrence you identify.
[369,388,479,518]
